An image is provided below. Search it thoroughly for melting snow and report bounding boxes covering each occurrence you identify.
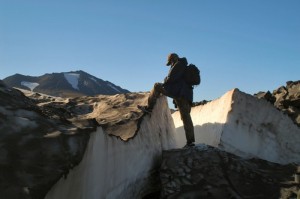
[64,73,80,90]
[21,81,39,91]
[90,77,98,83]
[90,77,101,87]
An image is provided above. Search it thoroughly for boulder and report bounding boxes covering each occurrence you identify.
[253,91,275,104]
[160,146,299,199]
[253,81,300,127]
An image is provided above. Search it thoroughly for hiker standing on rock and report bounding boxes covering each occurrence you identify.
[140,53,196,147]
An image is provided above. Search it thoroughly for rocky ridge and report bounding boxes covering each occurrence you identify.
[254,80,300,126]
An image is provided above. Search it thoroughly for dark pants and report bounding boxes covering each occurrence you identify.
[148,83,195,144]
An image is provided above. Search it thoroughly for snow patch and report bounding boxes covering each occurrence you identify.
[21,81,39,91]
[90,77,98,83]
[172,90,232,148]
[90,77,102,87]
[64,73,80,90]
[108,83,121,93]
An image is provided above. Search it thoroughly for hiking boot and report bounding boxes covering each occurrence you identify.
[183,142,195,148]
[137,105,152,114]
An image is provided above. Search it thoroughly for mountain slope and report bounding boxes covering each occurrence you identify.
[3,70,130,97]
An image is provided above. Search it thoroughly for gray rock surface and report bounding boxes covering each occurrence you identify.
[160,145,300,199]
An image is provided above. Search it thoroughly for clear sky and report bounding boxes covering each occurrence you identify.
[1,0,299,103]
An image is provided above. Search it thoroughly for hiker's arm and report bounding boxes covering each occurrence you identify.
[164,64,186,84]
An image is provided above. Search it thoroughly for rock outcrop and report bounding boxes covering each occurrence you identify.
[0,83,176,199]
[254,80,300,127]
[0,83,91,198]
[172,89,300,164]
[160,146,299,199]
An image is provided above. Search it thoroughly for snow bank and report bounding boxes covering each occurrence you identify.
[172,89,300,164]
[172,89,232,148]
[45,97,177,199]
[21,81,39,91]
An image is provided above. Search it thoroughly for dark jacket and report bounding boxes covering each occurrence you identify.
[163,57,193,103]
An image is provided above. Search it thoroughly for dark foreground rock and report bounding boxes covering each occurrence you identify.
[0,83,149,199]
[160,145,300,199]
[254,80,300,127]
[0,82,92,199]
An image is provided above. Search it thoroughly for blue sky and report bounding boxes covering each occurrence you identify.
[1,0,299,103]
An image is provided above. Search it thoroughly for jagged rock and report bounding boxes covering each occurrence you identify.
[0,84,91,199]
[192,99,211,107]
[253,91,275,104]
[160,145,299,199]
[253,81,300,127]
[1,86,176,199]
[286,80,300,98]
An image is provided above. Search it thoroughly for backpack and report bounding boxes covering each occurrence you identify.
[184,64,201,86]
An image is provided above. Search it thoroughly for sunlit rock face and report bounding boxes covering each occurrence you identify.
[160,146,299,199]
[172,89,300,164]
[1,82,177,199]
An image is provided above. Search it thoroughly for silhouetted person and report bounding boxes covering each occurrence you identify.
[142,53,195,147]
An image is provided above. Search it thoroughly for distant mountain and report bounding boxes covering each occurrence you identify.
[3,70,130,97]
